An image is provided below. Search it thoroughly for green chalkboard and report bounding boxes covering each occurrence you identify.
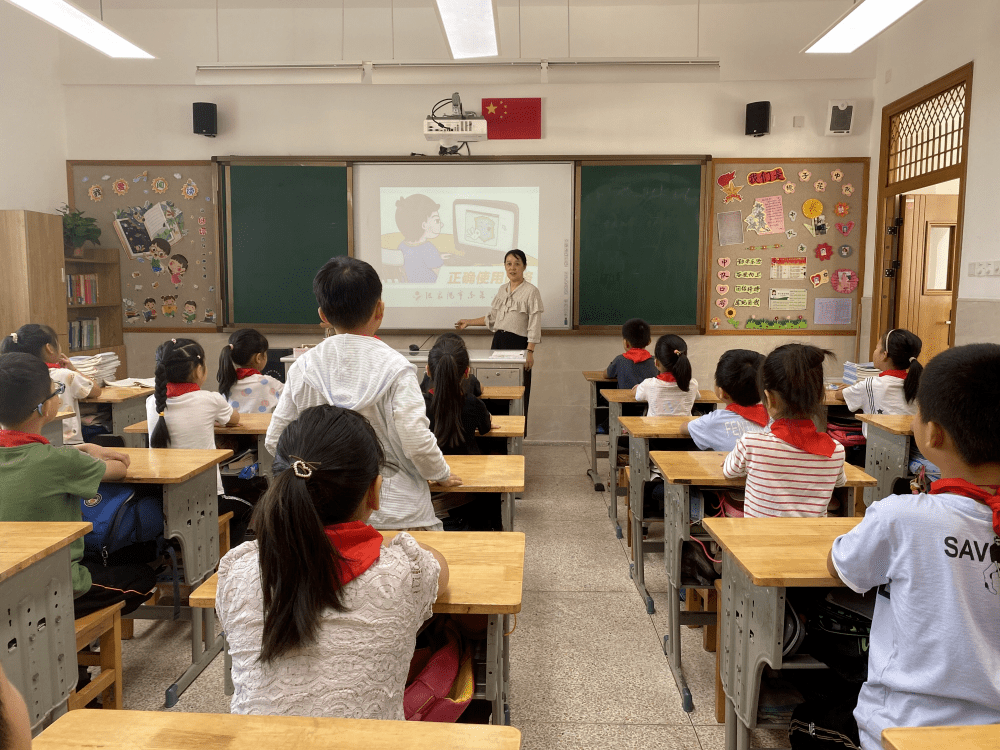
[578,164,703,327]
[226,165,348,325]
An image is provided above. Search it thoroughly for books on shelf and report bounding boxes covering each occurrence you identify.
[842,361,880,385]
[69,351,120,385]
[68,317,101,352]
[66,273,100,305]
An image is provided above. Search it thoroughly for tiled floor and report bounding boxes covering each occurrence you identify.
[118,443,790,748]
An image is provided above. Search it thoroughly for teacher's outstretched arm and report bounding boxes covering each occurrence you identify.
[455,316,486,329]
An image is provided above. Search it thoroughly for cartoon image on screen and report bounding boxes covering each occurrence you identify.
[466,210,499,247]
[453,199,518,265]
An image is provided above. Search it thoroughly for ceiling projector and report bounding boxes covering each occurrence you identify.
[423,92,488,145]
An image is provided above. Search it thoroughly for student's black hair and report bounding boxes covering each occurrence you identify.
[504,249,528,268]
[313,256,383,331]
[395,194,441,242]
[917,343,1000,466]
[218,328,270,399]
[715,349,765,407]
[150,338,205,449]
[427,335,470,450]
[171,254,189,272]
[622,318,651,349]
[0,323,59,358]
[0,353,51,425]
[881,328,923,403]
[758,343,834,419]
[253,404,384,664]
[654,334,692,391]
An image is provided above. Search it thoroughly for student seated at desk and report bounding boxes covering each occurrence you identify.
[2,324,101,445]
[635,335,699,416]
[0,353,156,618]
[419,332,483,398]
[828,344,1000,750]
[0,663,31,750]
[681,349,768,451]
[218,328,283,414]
[604,318,658,390]
[723,344,846,517]
[217,405,448,720]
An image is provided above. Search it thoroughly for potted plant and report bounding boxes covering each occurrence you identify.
[58,204,102,256]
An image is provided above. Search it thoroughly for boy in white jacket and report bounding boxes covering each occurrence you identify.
[266,257,460,529]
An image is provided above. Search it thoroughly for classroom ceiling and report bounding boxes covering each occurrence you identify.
[63,0,877,85]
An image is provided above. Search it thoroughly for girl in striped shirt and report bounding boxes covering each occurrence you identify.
[723,343,846,517]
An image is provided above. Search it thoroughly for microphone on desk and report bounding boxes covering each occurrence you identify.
[409,334,435,352]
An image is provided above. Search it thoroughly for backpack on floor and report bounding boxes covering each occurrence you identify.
[80,483,164,564]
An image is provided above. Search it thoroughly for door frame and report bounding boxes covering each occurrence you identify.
[870,62,973,351]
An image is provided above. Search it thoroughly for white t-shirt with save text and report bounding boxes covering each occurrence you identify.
[146,390,233,494]
[634,376,700,417]
[687,408,767,452]
[831,492,1000,750]
[50,368,94,445]
[842,374,917,437]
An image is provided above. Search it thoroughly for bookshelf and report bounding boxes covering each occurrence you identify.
[65,247,127,374]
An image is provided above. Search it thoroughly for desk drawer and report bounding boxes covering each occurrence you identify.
[475,367,521,386]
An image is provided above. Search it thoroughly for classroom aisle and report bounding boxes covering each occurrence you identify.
[116,444,787,748]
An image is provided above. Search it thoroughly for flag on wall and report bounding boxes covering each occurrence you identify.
[481,98,541,139]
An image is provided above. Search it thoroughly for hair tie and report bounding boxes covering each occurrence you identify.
[9,333,17,343]
[674,349,685,356]
[157,411,165,417]
[171,338,177,343]
[290,456,320,479]
[909,357,916,363]
[227,344,234,350]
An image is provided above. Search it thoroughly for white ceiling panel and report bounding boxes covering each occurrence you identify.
[391,0,450,59]
[218,7,344,62]
[568,0,700,57]
[343,0,393,60]
[519,0,570,58]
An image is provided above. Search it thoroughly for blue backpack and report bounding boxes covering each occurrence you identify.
[80,483,165,563]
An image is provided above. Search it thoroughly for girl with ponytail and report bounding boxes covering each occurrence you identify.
[216,405,447,719]
[424,335,494,454]
[217,328,282,413]
[635,334,700,416]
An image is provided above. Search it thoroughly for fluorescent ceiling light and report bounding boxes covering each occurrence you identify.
[5,0,153,58]
[435,0,499,59]
[804,0,927,54]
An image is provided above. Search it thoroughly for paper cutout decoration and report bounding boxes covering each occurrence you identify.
[810,269,830,288]
[783,182,796,194]
[836,221,855,236]
[717,285,730,296]
[815,243,834,261]
[173,173,182,179]
[769,288,807,311]
[747,167,786,186]
[814,297,853,325]
[838,244,854,258]
[744,200,771,234]
[771,257,807,280]
[101,174,110,181]
[718,257,732,268]
[81,176,89,182]
[735,270,762,278]
[745,314,807,330]
[181,179,199,200]
[798,169,811,182]
[831,169,844,182]
[197,216,207,226]
[717,269,731,281]
[133,171,148,183]
[785,228,797,239]
[835,202,850,217]
[803,214,829,237]
[112,178,129,196]
[87,185,103,202]
[151,177,168,194]
[716,298,729,309]
[797,243,807,253]
[802,199,823,219]
[757,195,786,234]
[747,244,782,251]
[842,183,855,196]
[710,316,721,330]
[717,171,744,204]
[814,180,827,193]
[725,307,737,321]
[788,210,797,221]
[717,210,745,246]
[831,268,859,294]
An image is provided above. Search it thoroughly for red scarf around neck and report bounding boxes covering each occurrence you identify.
[235,368,260,380]
[0,430,50,447]
[623,348,652,363]
[166,382,201,398]
[46,362,63,369]
[725,403,769,427]
[656,372,676,383]
[323,521,383,584]
[769,418,837,457]
[931,478,1000,537]
[879,370,907,379]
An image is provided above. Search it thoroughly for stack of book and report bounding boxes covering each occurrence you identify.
[68,318,101,351]
[842,361,880,385]
[67,273,99,305]
[69,352,120,385]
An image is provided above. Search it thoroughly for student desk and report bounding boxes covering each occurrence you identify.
[39,410,74,447]
[125,412,274,478]
[583,371,618,490]
[431,454,525,531]
[857,414,914,507]
[0,521,91,732]
[704,517,861,750]
[477,414,526,456]
[481,385,526,416]
[81,385,154,447]
[106,447,233,707]
[34,709,522,749]
[647,452,876,714]
[882,725,1000,750]
[190,531,526,727]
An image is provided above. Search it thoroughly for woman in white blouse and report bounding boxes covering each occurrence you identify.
[455,249,543,423]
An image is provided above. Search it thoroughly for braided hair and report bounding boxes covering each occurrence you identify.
[218,328,269,399]
[150,338,205,448]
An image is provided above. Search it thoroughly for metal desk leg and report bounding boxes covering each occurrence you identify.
[165,602,225,707]
[257,434,273,478]
[501,491,515,532]
[864,428,910,506]
[628,436,655,614]
[115,398,149,448]
[587,381,605,491]
[510,397,523,417]
[607,401,623,538]
[486,614,509,725]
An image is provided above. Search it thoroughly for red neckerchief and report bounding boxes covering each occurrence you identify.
[623,348,652,363]
[0,430,50,447]
[725,403,769,427]
[769,418,837,457]
[656,372,676,383]
[323,521,383,584]
[931,478,1000,537]
[46,362,63,369]
[427,388,434,395]
[166,382,201,398]
[235,368,260,380]
[879,370,907,379]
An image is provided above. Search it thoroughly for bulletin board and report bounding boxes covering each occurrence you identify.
[706,158,869,335]
[68,161,221,331]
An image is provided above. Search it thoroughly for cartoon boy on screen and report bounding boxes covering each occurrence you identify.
[395,194,447,283]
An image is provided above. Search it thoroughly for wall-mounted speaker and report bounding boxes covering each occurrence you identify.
[193,102,217,137]
[745,101,770,137]
[825,100,855,136]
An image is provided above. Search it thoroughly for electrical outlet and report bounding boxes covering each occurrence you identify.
[969,261,1000,276]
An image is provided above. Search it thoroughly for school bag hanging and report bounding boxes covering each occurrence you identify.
[80,483,165,564]
[404,618,474,722]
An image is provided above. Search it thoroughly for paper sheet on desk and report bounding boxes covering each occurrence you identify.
[105,377,156,388]
[490,351,524,359]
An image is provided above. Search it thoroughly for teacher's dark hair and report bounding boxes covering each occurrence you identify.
[504,249,527,268]
[313,257,383,330]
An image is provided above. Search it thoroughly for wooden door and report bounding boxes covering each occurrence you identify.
[897,195,958,362]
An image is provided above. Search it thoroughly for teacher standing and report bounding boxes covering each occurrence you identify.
[456,249,543,426]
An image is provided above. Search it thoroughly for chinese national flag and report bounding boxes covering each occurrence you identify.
[482,98,541,139]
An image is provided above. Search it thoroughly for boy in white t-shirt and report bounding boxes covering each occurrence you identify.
[682,349,768,452]
[829,344,1000,750]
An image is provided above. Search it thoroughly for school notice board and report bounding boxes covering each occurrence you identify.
[707,158,868,335]
[68,161,221,330]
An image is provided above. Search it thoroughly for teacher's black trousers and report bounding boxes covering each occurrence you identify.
[491,330,532,433]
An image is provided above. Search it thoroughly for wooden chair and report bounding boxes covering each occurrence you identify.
[69,601,124,710]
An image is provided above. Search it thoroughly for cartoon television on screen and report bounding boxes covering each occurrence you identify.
[452,199,519,266]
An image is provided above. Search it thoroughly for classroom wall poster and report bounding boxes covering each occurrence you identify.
[717,210,744,246]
